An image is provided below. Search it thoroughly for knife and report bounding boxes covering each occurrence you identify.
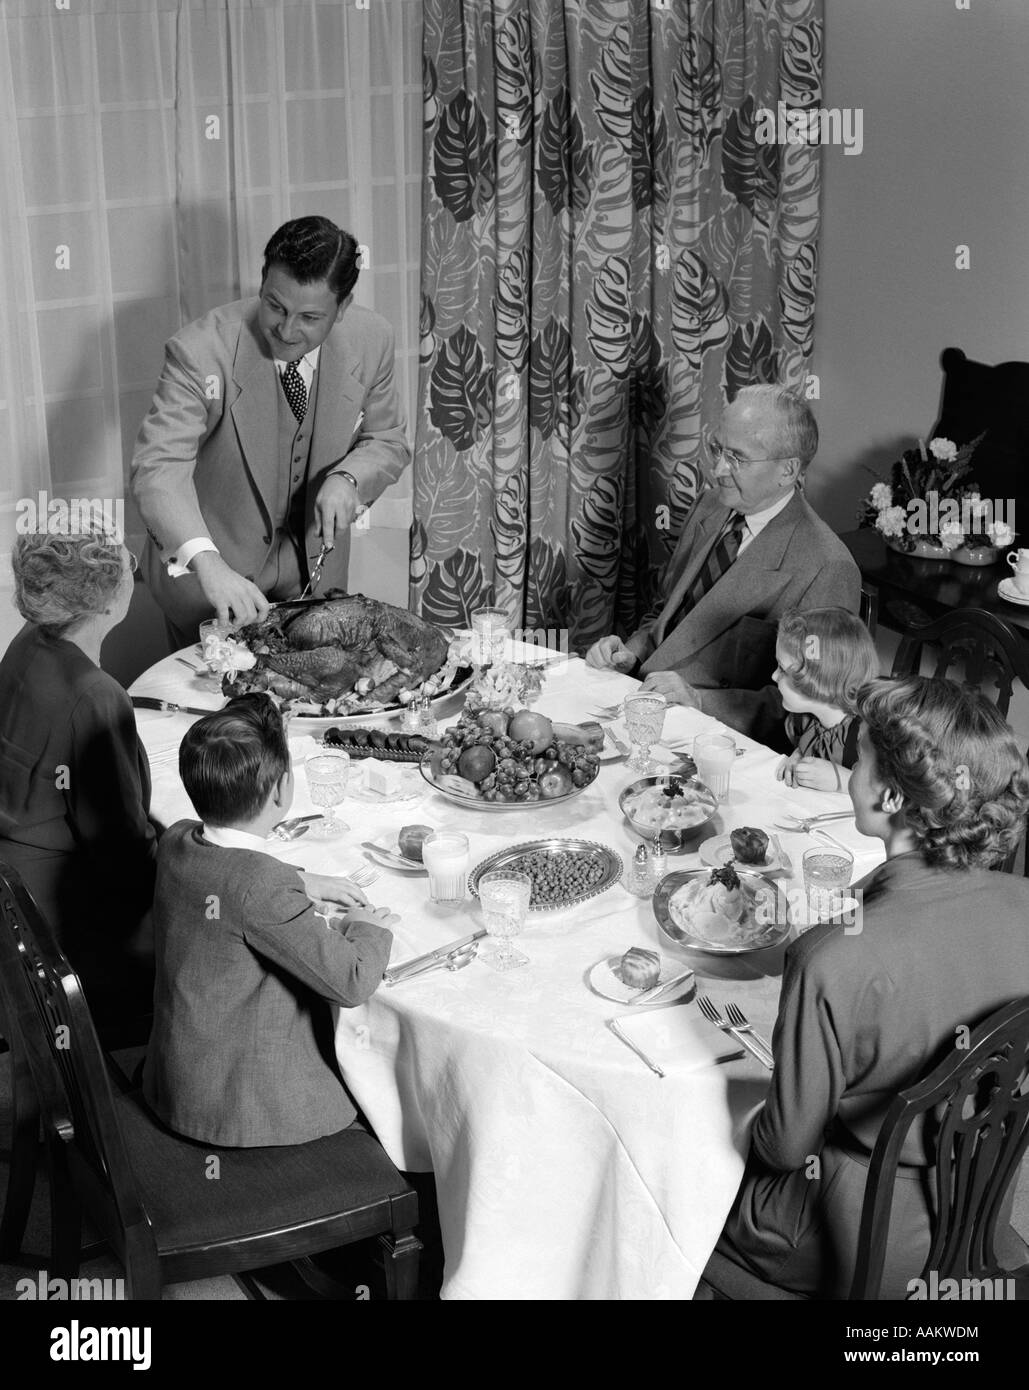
[385,929,487,985]
[722,1025,774,1071]
[131,696,217,716]
[630,968,695,1008]
[608,1020,665,1078]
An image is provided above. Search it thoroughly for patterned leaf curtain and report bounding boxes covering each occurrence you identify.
[411,0,823,648]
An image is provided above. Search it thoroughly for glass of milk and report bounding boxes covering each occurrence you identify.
[422,832,471,904]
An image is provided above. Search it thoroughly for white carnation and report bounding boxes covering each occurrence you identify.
[938,520,965,550]
[988,520,1015,548]
[876,505,907,539]
[870,482,893,510]
[929,437,958,462]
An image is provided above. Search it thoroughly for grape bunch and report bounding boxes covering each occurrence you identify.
[436,708,600,802]
[509,848,609,906]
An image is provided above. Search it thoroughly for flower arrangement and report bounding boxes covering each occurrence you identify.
[858,434,1012,552]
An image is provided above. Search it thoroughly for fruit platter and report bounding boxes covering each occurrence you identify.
[468,839,623,911]
[418,707,604,810]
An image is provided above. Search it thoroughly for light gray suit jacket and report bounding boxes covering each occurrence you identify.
[626,488,861,742]
[131,298,410,631]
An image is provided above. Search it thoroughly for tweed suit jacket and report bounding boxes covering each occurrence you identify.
[130,298,410,630]
[143,822,392,1147]
[625,488,861,741]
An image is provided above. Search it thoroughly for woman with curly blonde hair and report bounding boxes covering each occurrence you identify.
[0,529,157,1042]
[699,676,1029,1299]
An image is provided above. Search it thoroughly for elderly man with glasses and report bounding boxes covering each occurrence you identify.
[586,385,861,747]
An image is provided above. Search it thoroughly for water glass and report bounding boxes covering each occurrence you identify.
[693,732,736,803]
[622,693,667,772]
[305,751,351,838]
[422,832,470,905]
[471,607,509,668]
[197,618,234,679]
[802,846,855,926]
[478,869,533,971]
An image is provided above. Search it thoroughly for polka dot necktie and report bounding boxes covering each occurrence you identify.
[281,359,308,422]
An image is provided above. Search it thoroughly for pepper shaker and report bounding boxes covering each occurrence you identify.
[626,842,655,897]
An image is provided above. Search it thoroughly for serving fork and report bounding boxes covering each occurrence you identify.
[696,995,773,1070]
[724,1003,774,1068]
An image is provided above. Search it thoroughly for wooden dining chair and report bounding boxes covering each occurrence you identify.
[850,996,1029,1300]
[888,606,1029,719]
[0,862,422,1300]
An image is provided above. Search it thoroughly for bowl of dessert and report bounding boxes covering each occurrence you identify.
[618,773,719,853]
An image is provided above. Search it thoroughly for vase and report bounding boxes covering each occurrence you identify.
[885,537,950,562]
[950,544,1000,567]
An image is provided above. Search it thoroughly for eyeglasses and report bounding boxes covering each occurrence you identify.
[706,439,796,474]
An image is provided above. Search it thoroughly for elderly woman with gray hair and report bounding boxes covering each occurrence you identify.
[0,530,157,1042]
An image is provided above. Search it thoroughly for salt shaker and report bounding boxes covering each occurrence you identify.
[417,696,439,740]
[650,833,668,885]
[626,843,655,897]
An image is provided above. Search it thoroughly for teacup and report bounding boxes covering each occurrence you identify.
[1007,551,1029,594]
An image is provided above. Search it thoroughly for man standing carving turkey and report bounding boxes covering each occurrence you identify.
[131,216,410,646]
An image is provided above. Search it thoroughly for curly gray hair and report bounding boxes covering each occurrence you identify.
[13,531,126,637]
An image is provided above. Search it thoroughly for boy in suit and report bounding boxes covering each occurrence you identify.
[143,694,396,1147]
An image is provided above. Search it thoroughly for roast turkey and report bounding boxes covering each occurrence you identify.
[226,592,449,707]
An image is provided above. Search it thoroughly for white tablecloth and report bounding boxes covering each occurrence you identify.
[132,648,886,1300]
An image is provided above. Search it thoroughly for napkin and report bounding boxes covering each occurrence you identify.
[615,1008,743,1070]
[289,734,321,764]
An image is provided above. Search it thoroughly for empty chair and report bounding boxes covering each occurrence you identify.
[888,606,1029,718]
[0,862,421,1300]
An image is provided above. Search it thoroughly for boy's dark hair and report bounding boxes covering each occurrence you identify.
[261,216,360,302]
[179,694,290,826]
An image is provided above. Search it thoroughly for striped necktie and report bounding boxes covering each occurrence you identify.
[281,359,308,422]
[669,511,746,629]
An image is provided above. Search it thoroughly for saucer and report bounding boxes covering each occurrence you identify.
[998,578,1029,607]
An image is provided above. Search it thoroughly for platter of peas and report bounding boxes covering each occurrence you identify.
[468,838,623,911]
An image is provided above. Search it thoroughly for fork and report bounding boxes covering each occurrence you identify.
[696,995,772,1070]
[347,865,379,889]
[724,1003,774,1069]
[772,810,854,834]
[587,703,625,720]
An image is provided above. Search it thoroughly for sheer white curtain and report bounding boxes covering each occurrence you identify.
[0,0,421,557]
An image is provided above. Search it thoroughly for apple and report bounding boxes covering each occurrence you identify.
[538,765,574,798]
[458,744,497,783]
[479,710,509,736]
[507,710,554,755]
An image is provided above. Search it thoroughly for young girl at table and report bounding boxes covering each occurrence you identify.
[772,607,879,793]
[143,693,397,1147]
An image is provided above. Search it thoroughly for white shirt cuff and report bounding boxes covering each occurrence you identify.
[167,536,218,578]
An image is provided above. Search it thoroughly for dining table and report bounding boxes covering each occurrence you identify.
[130,643,887,1301]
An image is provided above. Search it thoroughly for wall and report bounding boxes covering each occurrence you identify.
[809,0,1029,743]
[809,0,1029,532]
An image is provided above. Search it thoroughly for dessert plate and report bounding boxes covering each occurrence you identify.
[699,832,791,874]
[587,955,695,1006]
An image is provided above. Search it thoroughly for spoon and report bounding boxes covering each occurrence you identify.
[385,944,477,983]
